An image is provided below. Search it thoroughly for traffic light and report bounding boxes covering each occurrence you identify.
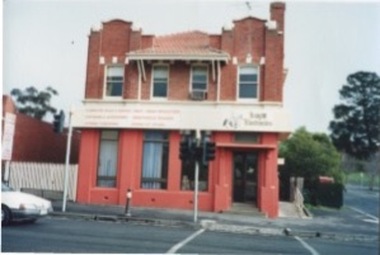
[179,132,197,161]
[53,110,65,133]
[179,140,190,160]
[202,140,216,166]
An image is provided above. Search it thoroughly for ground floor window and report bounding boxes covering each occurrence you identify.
[97,130,119,187]
[181,161,208,192]
[141,131,169,189]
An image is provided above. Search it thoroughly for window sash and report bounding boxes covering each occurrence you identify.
[141,131,169,189]
[239,83,257,98]
[97,131,118,187]
[106,66,123,97]
[181,160,208,191]
[191,67,207,91]
[153,66,168,98]
[239,66,258,99]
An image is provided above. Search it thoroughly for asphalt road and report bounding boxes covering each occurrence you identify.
[344,184,379,220]
[2,217,378,254]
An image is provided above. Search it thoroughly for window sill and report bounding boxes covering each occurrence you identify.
[102,96,124,101]
[150,97,168,101]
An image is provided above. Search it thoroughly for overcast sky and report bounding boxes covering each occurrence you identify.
[3,0,380,133]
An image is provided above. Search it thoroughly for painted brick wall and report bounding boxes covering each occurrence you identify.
[2,96,80,163]
[11,113,80,163]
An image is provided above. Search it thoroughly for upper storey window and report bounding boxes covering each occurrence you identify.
[191,66,208,91]
[238,66,258,100]
[152,65,169,99]
[105,65,123,97]
[190,66,208,100]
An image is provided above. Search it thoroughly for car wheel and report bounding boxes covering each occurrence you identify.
[2,205,11,226]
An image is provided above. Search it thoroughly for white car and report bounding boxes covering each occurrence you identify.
[2,183,53,225]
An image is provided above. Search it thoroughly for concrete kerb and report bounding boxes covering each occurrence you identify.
[49,211,376,243]
[50,211,199,228]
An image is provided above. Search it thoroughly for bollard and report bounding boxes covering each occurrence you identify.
[125,189,132,217]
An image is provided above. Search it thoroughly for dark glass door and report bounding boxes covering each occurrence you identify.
[233,152,258,203]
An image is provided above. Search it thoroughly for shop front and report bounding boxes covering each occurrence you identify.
[72,102,289,218]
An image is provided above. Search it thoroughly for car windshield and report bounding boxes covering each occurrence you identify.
[2,183,14,192]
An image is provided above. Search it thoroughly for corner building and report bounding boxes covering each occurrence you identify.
[74,2,290,218]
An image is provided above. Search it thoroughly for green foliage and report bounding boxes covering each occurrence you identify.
[280,127,343,184]
[345,171,380,187]
[10,86,58,120]
[329,71,380,160]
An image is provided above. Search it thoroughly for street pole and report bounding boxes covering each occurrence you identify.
[193,129,201,223]
[62,109,73,212]
[194,160,199,223]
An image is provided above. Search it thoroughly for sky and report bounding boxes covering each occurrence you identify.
[3,0,380,133]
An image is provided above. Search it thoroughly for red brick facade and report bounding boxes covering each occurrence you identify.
[76,2,289,218]
[84,3,285,102]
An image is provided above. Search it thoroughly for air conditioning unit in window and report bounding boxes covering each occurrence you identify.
[190,90,207,101]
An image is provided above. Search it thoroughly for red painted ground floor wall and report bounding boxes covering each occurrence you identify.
[76,129,280,218]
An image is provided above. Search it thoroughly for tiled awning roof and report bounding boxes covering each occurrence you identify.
[127,31,229,62]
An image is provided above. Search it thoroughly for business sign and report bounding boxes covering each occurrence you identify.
[72,102,291,133]
[2,113,16,160]
[221,111,274,129]
[77,107,181,129]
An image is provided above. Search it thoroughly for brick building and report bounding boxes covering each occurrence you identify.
[1,95,79,164]
[73,2,290,218]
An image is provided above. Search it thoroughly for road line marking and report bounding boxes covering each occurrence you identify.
[167,228,205,254]
[349,206,379,221]
[363,219,379,224]
[294,236,319,255]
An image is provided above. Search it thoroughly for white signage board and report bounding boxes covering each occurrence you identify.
[2,113,16,160]
[72,102,292,133]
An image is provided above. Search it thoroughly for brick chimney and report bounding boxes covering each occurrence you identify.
[270,2,286,32]
[263,2,286,102]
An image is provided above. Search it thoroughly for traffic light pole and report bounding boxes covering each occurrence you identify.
[62,109,73,212]
[193,129,200,223]
[194,160,199,223]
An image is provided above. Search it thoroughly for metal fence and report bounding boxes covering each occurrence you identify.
[8,162,78,201]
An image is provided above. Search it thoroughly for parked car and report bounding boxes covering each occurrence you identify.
[1,183,53,225]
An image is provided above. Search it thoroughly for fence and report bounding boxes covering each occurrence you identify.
[294,187,305,217]
[8,162,78,201]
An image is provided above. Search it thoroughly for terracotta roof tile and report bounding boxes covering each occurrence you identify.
[127,30,229,60]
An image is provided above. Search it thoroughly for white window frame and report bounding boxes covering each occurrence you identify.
[104,65,124,99]
[190,65,209,92]
[97,130,119,188]
[237,65,260,102]
[141,131,170,190]
[151,64,169,100]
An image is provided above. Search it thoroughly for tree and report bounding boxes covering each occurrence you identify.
[280,127,342,184]
[329,71,380,160]
[10,86,58,120]
[279,127,343,203]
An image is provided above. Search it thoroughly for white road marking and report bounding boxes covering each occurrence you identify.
[363,219,379,224]
[166,228,205,254]
[349,206,379,223]
[294,236,320,255]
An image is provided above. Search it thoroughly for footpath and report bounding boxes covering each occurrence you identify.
[51,200,378,243]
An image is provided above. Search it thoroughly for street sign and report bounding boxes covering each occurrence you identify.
[2,113,16,160]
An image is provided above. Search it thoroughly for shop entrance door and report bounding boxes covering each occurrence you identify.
[233,152,258,203]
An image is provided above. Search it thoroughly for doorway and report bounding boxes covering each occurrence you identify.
[233,152,258,203]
